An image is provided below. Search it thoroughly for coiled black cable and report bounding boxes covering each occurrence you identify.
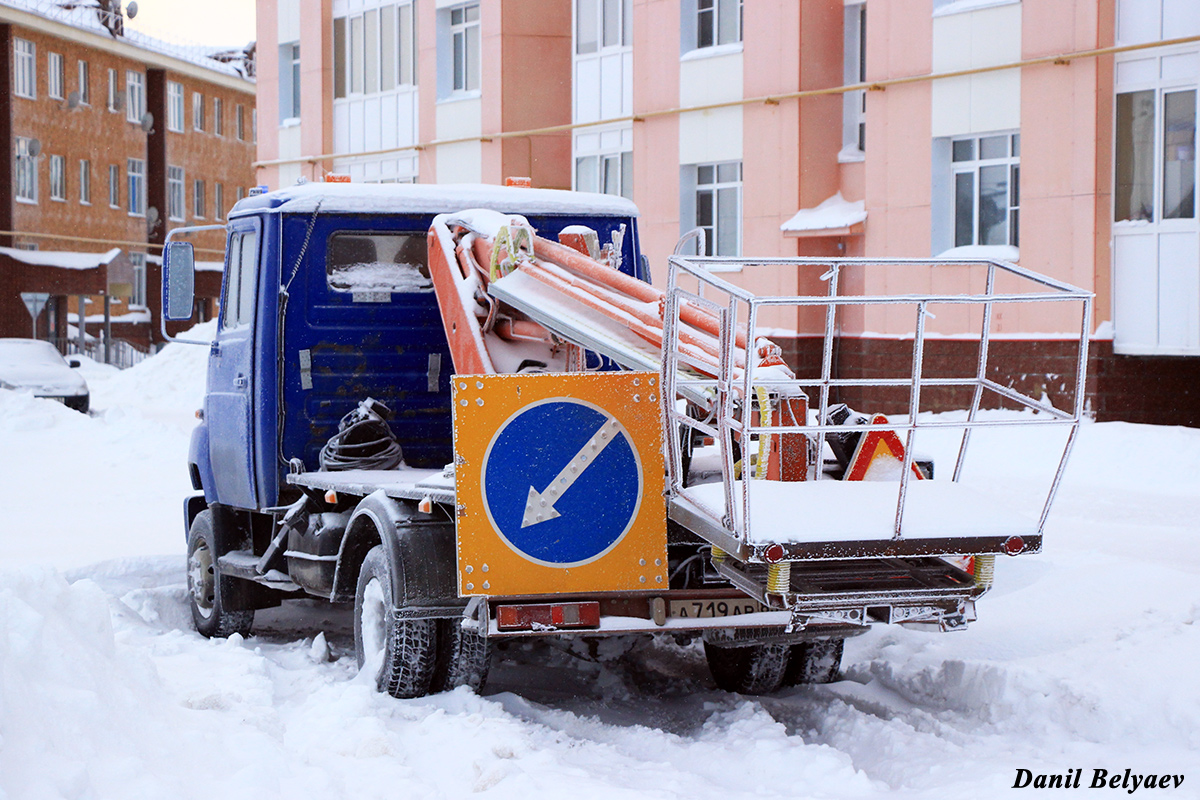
[319,398,404,471]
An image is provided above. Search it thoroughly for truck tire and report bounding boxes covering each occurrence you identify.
[703,641,790,695]
[432,617,490,694]
[187,510,254,638]
[354,545,438,699]
[783,637,844,686]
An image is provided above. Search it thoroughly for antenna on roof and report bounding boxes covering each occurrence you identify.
[126,1,138,19]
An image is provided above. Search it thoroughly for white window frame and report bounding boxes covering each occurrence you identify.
[693,161,742,261]
[130,252,147,307]
[193,91,205,131]
[335,2,418,100]
[841,1,866,161]
[48,52,64,100]
[236,103,245,139]
[127,157,145,216]
[213,96,223,136]
[108,164,120,207]
[79,159,91,204]
[15,137,37,203]
[126,70,145,124]
[168,165,185,221]
[575,0,633,56]
[695,0,741,50]
[107,68,120,112]
[49,154,65,201]
[449,4,480,94]
[77,60,90,105]
[279,42,301,119]
[167,81,184,132]
[215,182,224,221]
[948,132,1020,248]
[14,38,35,99]
[193,179,206,219]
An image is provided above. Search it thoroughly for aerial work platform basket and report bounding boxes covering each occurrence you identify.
[659,254,1094,592]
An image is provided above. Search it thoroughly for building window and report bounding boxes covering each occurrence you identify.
[193,91,205,131]
[1115,89,1197,222]
[252,108,257,142]
[49,155,65,201]
[236,186,245,203]
[48,52,64,99]
[108,164,120,207]
[127,158,145,215]
[107,68,120,112]
[167,81,184,131]
[130,252,147,307]
[236,104,245,139]
[79,159,91,204]
[126,70,145,123]
[194,179,205,218]
[577,0,631,54]
[14,38,35,98]
[15,138,37,202]
[451,4,480,93]
[280,42,301,119]
[213,97,223,135]
[215,182,224,221]
[77,60,90,105]
[696,0,741,49]
[168,165,185,221]
[950,133,1020,247]
[576,151,632,199]
[842,2,866,159]
[335,3,418,99]
[694,161,742,256]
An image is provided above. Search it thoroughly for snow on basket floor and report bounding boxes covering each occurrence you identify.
[1,326,1199,799]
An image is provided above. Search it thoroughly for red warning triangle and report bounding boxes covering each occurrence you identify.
[844,414,926,482]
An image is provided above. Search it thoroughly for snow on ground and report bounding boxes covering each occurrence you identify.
[1,330,1198,799]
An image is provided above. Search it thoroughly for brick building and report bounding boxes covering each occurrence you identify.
[0,0,256,353]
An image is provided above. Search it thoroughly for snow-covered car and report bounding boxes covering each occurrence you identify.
[0,338,90,412]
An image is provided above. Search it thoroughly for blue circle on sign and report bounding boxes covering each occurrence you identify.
[481,399,642,567]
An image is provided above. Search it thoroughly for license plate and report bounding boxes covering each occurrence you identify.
[669,599,769,618]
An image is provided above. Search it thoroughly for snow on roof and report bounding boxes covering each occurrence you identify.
[255,183,640,219]
[0,246,122,270]
[0,0,254,80]
[780,193,867,236]
[935,244,1020,262]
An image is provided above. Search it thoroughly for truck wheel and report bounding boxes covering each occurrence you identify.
[432,617,490,694]
[187,510,254,638]
[703,641,790,695]
[783,638,844,686]
[354,545,438,699]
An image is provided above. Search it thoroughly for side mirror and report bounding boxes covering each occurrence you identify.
[163,241,196,321]
[67,357,81,368]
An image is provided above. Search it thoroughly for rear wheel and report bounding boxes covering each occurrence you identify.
[432,617,490,694]
[704,641,790,695]
[354,545,439,699]
[783,638,844,686]
[187,510,254,638]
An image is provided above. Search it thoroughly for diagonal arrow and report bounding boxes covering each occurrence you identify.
[521,415,624,528]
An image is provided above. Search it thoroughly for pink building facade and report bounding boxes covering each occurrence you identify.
[255,0,1200,425]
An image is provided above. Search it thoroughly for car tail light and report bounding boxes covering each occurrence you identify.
[496,602,601,631]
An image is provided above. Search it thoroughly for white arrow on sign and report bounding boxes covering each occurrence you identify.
[521,415,624,528]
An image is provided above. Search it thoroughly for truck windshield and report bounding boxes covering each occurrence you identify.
[326,232,433,294]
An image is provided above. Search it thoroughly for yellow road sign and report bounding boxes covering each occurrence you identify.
[452,372,667,596]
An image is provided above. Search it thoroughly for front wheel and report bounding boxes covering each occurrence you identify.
[187,510,254,638]
[354,545,439,699]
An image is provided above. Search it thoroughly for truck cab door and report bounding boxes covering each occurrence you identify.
[206,222,260,510]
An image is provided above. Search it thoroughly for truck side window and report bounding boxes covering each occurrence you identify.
[326,232,432,294]
[236,231,258,326]
[221,232,244,330]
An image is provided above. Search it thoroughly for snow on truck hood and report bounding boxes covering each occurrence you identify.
[236,182,640,219]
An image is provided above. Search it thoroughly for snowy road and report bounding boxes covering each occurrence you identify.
[2,334,1198,799]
